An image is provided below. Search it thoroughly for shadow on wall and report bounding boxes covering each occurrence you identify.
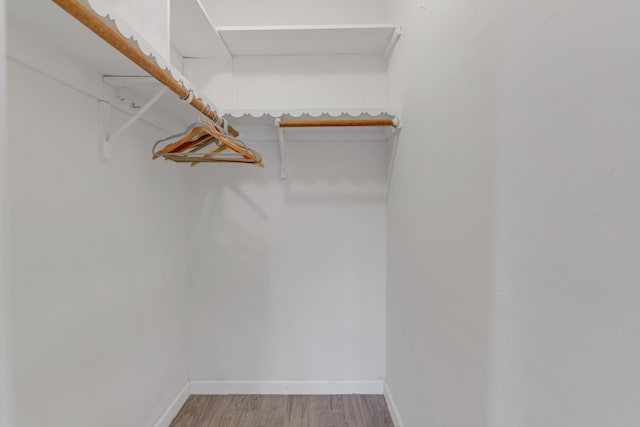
[283,139,387,205]
[183,137,388,380]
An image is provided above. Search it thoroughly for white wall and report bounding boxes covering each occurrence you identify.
[202,0,390,26]
[387,1,640,426]
[492,1,640,426]
[0,0,15,425]
[184,54,390,111]
[232,55,389,111]
[385,0,499,425]
[185,131,387,387]
[7,58,189,427]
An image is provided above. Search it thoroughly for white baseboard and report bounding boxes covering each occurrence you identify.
[153,382,191,427]
[384,383,405,427]
[190,380,384,395]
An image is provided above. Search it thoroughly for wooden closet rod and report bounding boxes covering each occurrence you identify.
[52,0,239,138]
[278,119,396,128]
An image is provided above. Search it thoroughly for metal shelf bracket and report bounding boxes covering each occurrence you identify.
[386,116,403,186]
[98,86,168,163]
[275,118,287,179]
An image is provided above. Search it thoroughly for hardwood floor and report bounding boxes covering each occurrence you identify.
[170,395,395,427]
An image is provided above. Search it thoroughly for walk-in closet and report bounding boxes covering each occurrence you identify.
[1,1,639,426]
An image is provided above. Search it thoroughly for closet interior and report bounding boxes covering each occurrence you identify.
[4,1,639,427]
[5,0,397,426]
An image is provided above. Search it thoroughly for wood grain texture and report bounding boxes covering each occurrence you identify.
[170,395,394,427]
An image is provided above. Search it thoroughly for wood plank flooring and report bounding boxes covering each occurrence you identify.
[170,395,395,427]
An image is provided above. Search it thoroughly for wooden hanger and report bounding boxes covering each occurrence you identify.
[153,121,263,167]
[189,144,229,167]
[153,124,212,159]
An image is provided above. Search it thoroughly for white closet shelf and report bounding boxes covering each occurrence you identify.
[222,109,398,126]
[168,1,400,58]
[216,24,401,57]
[10,0,210,101]
[11,0,242,138]
[222,110,401,180]
[171,0,230,58]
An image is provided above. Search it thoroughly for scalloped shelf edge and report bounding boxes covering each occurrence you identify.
[223,109,398,119]
[82,0,222,114]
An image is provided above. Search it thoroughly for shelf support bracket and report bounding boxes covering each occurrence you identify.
[384,26,402,60]
[275,118,287,179]
[387,116,403,186]
[107,86,168,144]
